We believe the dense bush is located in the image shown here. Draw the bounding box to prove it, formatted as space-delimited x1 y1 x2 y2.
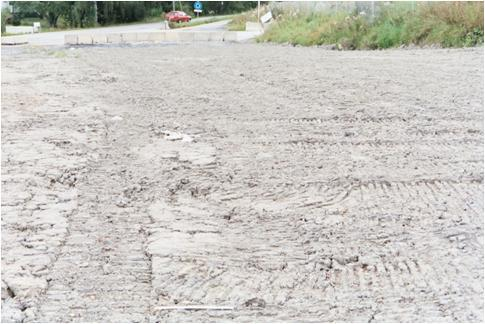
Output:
259 2 484 49
204 1 258 15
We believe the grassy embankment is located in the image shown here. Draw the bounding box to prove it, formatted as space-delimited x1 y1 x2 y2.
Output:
227 9 259 31
227 4 276 31
258 2 484 49
168 15 233 29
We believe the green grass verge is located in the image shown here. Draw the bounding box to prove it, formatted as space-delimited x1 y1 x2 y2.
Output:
258 2 484 49
227 10 259 31
169 15 233 29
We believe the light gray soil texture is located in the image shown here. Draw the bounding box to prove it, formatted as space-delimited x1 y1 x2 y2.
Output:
1 44 483 322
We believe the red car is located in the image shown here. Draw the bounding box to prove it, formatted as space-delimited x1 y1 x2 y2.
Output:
165 11 192 23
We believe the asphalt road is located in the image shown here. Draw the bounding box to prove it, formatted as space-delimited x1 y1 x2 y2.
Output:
183 19 230 31
1 17 230 46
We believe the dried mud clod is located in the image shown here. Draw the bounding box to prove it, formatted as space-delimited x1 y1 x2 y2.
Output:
243 298 266 309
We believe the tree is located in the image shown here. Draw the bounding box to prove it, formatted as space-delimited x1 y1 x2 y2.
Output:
97 1 115 25
96 1 147 25
8 1 262 29
43 2 69 27
63 2 97 28
1 8 10 34
12 1 69 27
11 1 41 19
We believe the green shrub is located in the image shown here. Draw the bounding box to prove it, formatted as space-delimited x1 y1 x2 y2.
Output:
12 13 21 26
364 20 403 48
465 27 484 46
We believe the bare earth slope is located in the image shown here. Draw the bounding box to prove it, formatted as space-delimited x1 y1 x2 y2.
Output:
1 44 483 322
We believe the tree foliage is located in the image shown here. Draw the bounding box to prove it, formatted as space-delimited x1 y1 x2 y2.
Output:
10 1 260 28
204 1 258 15
64 2 97 28
97 2 147 25
43 2 69 27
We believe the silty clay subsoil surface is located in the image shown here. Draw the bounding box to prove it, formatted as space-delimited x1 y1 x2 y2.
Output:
1 43 483 322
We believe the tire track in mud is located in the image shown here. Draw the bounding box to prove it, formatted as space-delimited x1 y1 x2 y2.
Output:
1 74 108 322
143 170 483 321
74 46 485 322
12 54 157 321
305 180 481 321
253 139 483 151
262 115 480 124
35 114 153 322
233 178 483 213
3 45 483 322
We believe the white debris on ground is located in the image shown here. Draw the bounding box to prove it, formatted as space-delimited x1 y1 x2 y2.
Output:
157 129 194 142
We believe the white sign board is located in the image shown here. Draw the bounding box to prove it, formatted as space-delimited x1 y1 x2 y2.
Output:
260 11 272 24
33 22 41 33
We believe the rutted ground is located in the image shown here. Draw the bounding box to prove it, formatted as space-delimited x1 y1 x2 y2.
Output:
1 44 483 322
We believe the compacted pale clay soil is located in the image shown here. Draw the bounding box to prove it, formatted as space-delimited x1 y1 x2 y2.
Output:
1 43 483 322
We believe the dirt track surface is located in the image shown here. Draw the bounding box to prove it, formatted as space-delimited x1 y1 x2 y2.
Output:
1 44 483 322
